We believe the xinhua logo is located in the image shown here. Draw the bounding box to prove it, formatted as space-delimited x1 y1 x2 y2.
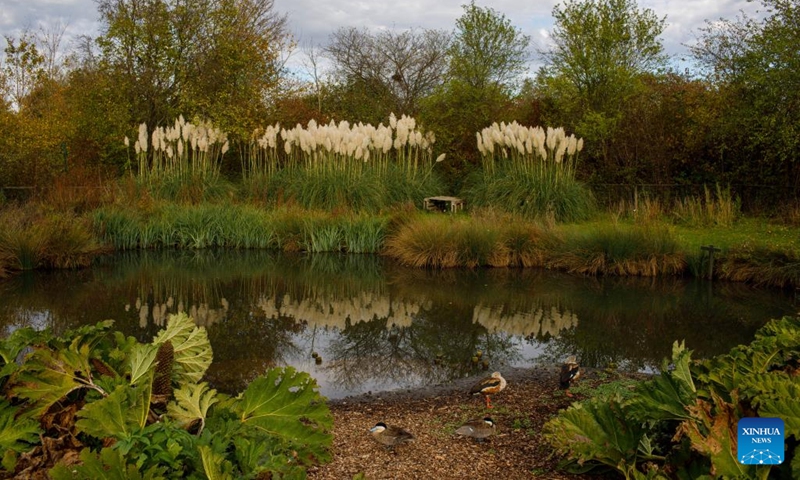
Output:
738 417 784 465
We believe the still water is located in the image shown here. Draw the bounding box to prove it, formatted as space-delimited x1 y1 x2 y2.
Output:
0 250 796 399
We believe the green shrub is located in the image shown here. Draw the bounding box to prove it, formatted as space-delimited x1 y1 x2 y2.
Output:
0 313 333 478
544 315 800 479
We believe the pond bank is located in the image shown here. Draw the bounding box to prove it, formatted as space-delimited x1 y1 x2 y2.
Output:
310 366 648 479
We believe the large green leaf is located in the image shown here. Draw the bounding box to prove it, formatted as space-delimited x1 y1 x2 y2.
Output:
199 445 236 480
233 367 333 465
745 373 800 438
630 341 696 422
12 342 101 418
129 344 158 386
0 399 40 453
152 313 212 383
75 381 152 439
543 393 643 474
676 394 769 480
167 382 218 433
49 447 166 480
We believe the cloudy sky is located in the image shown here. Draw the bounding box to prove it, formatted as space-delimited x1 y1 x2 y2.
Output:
1 0 763 74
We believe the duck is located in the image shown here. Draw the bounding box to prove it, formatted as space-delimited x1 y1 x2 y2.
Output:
469 371 506 409
559 355 582 397
369 422 415 449
455 416 496 442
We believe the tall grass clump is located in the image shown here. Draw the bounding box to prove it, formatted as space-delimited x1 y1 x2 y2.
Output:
717 245 800 288
0 205 105 270
243 114 446 210
552 222 686 276
671 183 740 227
464 122 595 222
384 211 558 268
126 116 233 202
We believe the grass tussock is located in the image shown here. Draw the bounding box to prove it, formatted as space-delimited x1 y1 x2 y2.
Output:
384 210 557 268
553 223 686 276
717 246 800 288
0 204 106 271
386 213 686 275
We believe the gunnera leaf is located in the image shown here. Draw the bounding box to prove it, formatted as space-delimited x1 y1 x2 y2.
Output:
75 382 152 440
49 447 167 480
0 398 41 453
167 382 218 434
152 313 212 384
233 367 333 465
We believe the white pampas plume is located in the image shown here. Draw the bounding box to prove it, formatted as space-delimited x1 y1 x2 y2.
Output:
124 136 130 147
577 138 584 152
222 140 230 155
567 135 577 156
389 112 397 129
134 140 141 154
435 153 446 163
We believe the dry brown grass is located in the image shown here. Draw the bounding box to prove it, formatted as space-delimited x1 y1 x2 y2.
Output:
384 211 557 269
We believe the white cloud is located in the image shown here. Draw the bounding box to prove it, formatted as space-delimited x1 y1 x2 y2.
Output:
0 0 768 75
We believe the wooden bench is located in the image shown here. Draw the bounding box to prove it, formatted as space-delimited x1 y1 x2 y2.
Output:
423 196 464 213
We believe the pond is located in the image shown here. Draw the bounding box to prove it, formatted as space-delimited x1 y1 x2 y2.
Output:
0 250 796 399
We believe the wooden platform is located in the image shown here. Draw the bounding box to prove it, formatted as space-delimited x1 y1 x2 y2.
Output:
423 196 464 213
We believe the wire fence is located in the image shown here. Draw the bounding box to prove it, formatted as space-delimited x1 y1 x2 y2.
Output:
2 183 798 210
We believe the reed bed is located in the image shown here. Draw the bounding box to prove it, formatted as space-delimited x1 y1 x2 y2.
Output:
91 204 390 254
465 121 595 222
243 114 446 210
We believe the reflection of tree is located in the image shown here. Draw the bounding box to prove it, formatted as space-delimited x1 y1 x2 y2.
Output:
534 276 795 371
1 250 797 398
323 302 522 392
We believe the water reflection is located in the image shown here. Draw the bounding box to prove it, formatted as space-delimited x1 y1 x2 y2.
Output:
0 250 796 398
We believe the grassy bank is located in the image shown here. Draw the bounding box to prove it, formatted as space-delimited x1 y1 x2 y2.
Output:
1 199 799 288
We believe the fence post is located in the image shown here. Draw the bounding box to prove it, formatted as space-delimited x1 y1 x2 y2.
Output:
700 245 720 279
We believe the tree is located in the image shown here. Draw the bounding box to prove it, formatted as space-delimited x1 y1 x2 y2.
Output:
540 0 666 113
690 0 800 205
536 0 667 184
420 2 529 180
95 0 291 138
1 32 46 111
323 27 450 118
448 0 529 93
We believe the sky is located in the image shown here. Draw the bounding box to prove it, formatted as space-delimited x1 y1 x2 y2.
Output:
0 0 764 75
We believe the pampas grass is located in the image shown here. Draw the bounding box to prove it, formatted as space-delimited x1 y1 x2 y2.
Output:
242 114 446 211
466 121 595 222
